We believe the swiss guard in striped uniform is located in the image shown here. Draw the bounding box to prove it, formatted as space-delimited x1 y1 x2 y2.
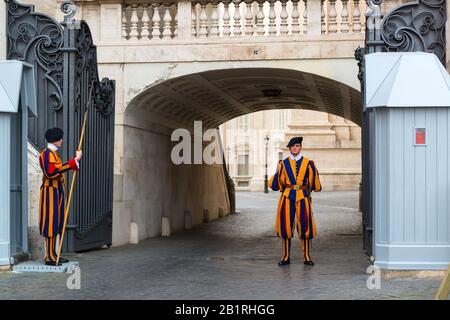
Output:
39 128 82 266
269 137 322 266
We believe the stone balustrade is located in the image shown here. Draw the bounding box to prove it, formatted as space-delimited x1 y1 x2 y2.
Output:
120 0 366 41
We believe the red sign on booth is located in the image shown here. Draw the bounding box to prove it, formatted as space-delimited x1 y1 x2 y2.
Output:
415 128 426 145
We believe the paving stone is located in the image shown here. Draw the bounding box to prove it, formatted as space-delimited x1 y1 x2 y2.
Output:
0 191 441 299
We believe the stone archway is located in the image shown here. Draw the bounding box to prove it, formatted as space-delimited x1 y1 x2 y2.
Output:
113 67 362 246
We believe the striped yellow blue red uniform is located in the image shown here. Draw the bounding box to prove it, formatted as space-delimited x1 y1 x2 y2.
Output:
269 156 321 262
38 148 78 261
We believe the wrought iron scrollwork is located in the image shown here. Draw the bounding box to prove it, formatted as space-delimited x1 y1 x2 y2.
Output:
6 0 115 251
355 46 365 83
72 21 115 116
69 20 115 245
381 0 446 64
96 78 116 116
6 0 64 114
60 0 77 19
365 0 446 65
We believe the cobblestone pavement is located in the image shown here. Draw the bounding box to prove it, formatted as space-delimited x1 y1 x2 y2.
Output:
0 191 442 299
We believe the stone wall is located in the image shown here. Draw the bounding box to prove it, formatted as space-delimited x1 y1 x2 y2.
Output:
29 0 57 16
113 119 231 246
222 109 362 192
27 143 43 260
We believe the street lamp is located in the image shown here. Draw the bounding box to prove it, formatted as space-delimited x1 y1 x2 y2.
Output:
264 134 269 193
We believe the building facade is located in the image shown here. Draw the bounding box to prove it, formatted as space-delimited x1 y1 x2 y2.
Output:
220 109 361 191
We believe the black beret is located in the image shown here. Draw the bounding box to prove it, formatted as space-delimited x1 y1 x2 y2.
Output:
286 136 303 147
45 127 64 143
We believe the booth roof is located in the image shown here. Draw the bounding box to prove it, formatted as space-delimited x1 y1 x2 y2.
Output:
365 52 450 108
0 60 37 115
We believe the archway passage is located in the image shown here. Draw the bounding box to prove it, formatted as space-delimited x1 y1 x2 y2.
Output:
115 67 362 246
126 68 362 130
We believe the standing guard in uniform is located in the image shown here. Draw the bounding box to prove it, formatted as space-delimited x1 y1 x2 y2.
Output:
268 137 322 266
39 128 82 266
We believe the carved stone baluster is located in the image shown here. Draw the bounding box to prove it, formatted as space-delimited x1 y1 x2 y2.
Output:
192 2 197 38
244 0 254 36
199 1 208 38
122 5 129 39
210 1 220 37
223 0 232 37
141 5 151 39
341 0 349 33
279 0 289 36
129 4 140 40
268 0 276 37
328 0 337 33
291 0 300 35
321 0 326 34
352 0 361 33
173 4 178 38
256 1 265 36
232 0 242 36
303 0 308 34
162 4 172 39
151 3 162 39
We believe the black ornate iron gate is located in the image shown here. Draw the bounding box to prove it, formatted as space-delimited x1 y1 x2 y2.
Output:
6 0 115 252
357 0 446 256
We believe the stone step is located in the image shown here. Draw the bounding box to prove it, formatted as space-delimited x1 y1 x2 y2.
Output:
12 261 79 273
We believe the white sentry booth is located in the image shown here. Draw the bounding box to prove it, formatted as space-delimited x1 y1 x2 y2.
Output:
365 52 450 270
0 60 36 266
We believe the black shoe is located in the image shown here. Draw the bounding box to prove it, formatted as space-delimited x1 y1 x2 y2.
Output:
304 260 314 266
59 257 69 263
278 259 290 266
45 260 62 267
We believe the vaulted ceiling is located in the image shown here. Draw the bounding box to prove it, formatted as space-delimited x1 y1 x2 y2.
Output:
126 68 362 129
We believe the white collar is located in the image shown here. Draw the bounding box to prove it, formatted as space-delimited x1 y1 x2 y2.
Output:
47 143 58 152
289 153 302 161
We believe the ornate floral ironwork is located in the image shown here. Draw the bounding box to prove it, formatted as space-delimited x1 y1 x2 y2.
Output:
381 0 446 64
365 0 446 65
6 0 64 116
355 46 365 83
69 21 115 247
6 0 115 251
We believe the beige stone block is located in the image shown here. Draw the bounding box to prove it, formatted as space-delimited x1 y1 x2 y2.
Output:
28 226 43 260
161 217 171 237
130 222 139 244
112 200 132 247
185 210 192 230
113 174 123 202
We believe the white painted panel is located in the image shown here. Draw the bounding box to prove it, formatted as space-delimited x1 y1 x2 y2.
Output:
403 109 415 242
425 108 438 243
414 108 427 242
0 115 11 265
436 108 448 243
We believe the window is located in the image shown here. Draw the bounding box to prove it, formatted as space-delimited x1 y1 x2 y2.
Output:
237 154 249 176
414 128 426 145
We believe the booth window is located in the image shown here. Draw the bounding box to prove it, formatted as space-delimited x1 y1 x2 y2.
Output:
414 128 426 146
